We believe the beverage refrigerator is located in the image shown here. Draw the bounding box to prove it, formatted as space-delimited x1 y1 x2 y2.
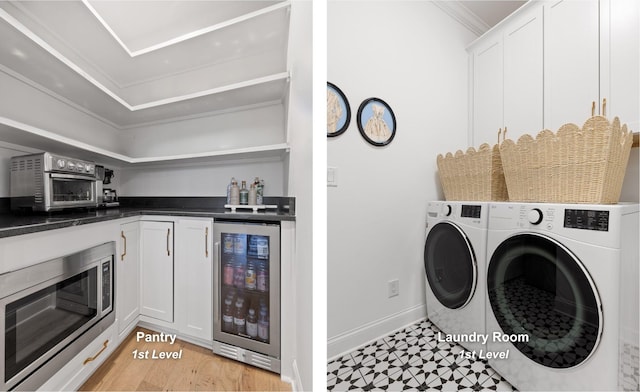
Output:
212 220 281 373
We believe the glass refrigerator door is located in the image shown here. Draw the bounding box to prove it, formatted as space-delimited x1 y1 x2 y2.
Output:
220 233 272 342
214 222 280 359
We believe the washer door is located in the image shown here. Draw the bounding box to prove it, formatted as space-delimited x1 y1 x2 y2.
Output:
487 233 602 369
424 222 477 309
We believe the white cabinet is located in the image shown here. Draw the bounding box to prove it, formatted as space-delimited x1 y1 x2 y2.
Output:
469 4 543 145
175 218 213 341
471 35 503 146
503 6 543 139
544 0 600 130
470 0 639 144
604 0 640 131
140 220 174 323
117 221 140 338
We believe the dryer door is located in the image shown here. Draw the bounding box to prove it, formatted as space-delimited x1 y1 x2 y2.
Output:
424 222 477 309
487 233 602 369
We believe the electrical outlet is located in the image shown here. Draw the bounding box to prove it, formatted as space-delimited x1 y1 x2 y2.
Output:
388 279 399 298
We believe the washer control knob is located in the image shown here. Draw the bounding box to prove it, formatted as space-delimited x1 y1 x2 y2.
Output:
527 208 543 225
443 204 452 217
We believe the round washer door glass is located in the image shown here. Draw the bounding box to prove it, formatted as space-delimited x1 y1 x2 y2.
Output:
424 222 477 309
487 234 602 369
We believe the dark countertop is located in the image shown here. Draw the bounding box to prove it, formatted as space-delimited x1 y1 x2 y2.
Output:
0 197 295 239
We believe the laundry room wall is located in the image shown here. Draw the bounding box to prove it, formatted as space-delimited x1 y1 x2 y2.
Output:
327 1 477 358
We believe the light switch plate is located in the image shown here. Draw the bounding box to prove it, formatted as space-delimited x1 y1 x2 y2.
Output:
327 167 338 187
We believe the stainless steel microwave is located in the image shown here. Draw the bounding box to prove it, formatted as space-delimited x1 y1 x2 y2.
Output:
0 242 115 391
10 152 98 211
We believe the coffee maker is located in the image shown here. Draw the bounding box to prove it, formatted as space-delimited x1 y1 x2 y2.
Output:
95 166 119 207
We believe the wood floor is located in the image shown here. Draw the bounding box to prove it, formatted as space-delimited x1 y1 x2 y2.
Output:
80 327 291 391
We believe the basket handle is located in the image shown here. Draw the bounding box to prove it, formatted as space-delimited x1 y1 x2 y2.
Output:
497 127 507 144
592 99 607 117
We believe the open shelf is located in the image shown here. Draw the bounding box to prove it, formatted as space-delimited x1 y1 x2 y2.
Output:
0 116 289 167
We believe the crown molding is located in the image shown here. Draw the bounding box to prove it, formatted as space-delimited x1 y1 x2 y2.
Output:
433 1 489 36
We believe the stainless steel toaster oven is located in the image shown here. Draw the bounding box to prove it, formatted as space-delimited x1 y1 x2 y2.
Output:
10 152 98 211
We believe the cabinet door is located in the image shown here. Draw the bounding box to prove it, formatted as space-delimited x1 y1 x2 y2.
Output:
606 0 639 131
118 221 140 337
175 218 213 341
472 36 503 146
140 221 174 323
503 6 543 140
545 0 599 130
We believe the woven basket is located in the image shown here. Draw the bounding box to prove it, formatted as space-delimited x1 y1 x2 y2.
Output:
437 136 509 201
500 112 633 204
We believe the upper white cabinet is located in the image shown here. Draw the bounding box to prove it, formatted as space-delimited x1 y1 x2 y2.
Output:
544 0 599 130
603 0 640 131
503 6 543 138
469 4 543 145
140 220 174 323
469 0 639 144
471 34 503 146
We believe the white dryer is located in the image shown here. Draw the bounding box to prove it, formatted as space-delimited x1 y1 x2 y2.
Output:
424 201 488 353
485 202 639 391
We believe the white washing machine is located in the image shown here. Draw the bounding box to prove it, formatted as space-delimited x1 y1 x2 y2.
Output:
485 202 639 391
424 201 488 353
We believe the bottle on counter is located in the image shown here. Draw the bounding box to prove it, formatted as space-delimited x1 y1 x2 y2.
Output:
229 179 240 205
246 307 258 338
239 180 249 205
256 178 264 205
234 298 246 335
248 182 257 205
226 177 236 204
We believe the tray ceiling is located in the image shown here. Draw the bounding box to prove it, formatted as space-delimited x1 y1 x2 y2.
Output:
0 0 290 128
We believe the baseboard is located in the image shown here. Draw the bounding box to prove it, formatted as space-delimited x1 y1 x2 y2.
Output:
327 304 427 360
282 359 303 392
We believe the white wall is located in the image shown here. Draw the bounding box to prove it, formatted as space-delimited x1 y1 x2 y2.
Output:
119 104 286 158
327 1 477 358
0 68 123 152
285 1 314 390
117 158 284 197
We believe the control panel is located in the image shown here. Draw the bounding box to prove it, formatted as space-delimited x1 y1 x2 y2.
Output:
46 153 96 176
564 209 609 231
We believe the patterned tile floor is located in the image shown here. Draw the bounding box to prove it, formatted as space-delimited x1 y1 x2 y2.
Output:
327 319 517 391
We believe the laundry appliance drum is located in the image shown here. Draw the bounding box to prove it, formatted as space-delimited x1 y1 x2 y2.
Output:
487 233 603 369
424 222 477 310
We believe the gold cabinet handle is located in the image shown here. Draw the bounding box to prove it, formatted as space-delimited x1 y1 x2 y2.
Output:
205 227 209 257
84 340 109 365
167 228 171 256
121 231 127 261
